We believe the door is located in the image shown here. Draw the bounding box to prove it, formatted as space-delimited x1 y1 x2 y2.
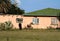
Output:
19 23 22 30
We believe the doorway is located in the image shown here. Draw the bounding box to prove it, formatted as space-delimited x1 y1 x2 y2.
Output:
19 23 22 30
16 18 23 30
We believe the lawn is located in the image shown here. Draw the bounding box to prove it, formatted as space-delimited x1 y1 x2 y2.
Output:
0 30 60 41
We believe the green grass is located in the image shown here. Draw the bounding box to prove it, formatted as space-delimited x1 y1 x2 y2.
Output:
0 30 60 41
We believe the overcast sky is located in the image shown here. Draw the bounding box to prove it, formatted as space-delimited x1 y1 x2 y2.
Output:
12 0 60 13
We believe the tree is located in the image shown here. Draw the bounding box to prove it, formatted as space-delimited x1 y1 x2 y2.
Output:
7 5 24 14
0 0 11 13
0 0 24 14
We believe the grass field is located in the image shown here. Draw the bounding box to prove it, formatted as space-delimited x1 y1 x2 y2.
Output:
0 30 60 41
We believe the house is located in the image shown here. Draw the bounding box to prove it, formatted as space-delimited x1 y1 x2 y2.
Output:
0 8 60 29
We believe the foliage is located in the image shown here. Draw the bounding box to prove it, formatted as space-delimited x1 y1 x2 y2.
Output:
47 26 56 30
0 21 13 30
0 0 25 14
0 0 11 13
0 23 5 30
4 21 13 30
7 5 25 14
24 24 33 30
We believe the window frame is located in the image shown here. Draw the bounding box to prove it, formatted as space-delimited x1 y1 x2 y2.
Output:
51 18 58 25
32 17 39 25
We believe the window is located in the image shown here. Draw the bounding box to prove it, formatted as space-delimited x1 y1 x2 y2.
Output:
51 18 58 25
32 17 39 24
16 18 23 23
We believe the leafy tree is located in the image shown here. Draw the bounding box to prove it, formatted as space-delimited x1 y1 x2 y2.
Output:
7 5 24 14
0 0 24 14
0 0 11 13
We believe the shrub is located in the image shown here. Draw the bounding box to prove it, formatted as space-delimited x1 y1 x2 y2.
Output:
0 21 13 30
23 24 33 30
0 23 5 30
4 21 13 30
47 26 55 30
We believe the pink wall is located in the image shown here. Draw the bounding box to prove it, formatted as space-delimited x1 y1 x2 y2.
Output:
0 15 59 29
23 16 59 29
0 15 22 29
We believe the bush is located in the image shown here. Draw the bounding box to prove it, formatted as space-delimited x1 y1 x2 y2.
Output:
56 27 60 30
47 26 56 30
4 21 13 30
0 21 13 30
0 23 5 30
23 24 33 30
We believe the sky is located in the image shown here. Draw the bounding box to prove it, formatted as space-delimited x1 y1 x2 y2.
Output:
11 0 60 13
